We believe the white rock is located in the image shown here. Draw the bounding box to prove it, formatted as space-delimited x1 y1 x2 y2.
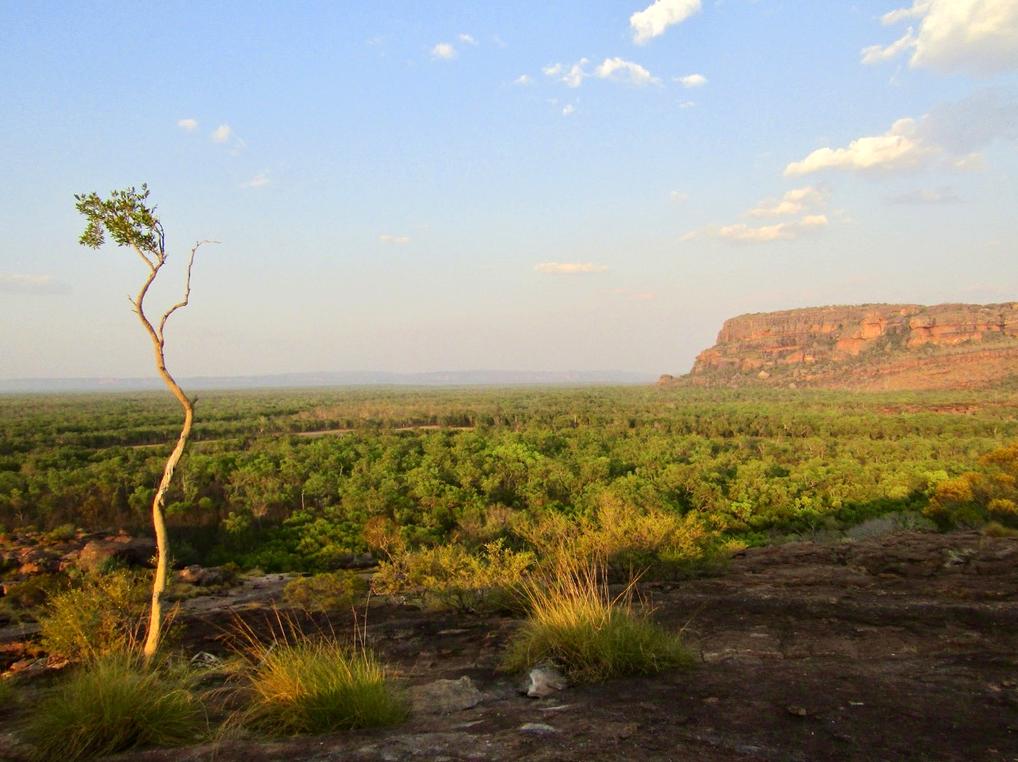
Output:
524 666 567 698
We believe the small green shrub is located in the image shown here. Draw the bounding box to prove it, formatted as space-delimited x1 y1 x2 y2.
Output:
502 560 691 682
982 521 1018 538
0 678 13 708
236 625 406 736
1 574 70 614
372 539 533 612
282 571 368 612
22 654 205 761
47 524 78 542
39 570 148 661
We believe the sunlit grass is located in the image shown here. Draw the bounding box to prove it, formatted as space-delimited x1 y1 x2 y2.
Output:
23 653 205 761
503 558 692 682
232 614 407 736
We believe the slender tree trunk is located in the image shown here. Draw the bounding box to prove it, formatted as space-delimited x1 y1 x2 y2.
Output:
142 357 194 659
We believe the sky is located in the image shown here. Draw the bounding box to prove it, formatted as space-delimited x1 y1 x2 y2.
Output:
2 0 1017 380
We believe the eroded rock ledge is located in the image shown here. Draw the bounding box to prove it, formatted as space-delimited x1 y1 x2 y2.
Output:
676 302 1018 390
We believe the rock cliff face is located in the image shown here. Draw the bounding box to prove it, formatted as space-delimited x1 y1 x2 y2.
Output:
684 302 1018 390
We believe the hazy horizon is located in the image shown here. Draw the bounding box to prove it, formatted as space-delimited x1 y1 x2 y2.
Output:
3 1 1017 380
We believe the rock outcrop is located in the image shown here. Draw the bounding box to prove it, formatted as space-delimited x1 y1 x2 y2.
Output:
681 302 1018 390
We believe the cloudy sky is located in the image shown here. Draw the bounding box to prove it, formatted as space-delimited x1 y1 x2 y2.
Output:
2 0 1017 379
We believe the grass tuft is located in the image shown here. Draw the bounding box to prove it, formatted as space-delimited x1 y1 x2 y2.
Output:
233 614 407 736
502 559 692 682
23 653 205 761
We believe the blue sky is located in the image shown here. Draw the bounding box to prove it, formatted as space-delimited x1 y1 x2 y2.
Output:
2 1 1017 379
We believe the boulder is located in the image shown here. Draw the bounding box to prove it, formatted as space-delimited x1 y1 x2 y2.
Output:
409 676 487 715
77 537 156 572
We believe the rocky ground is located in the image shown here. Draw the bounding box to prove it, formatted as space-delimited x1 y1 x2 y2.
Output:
3 529 1018 761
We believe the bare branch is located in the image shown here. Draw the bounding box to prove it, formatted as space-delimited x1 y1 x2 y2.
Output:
157 239 218 342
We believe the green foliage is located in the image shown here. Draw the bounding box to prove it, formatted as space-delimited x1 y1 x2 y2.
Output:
503 560 691 682
373 539 534 612
236 627 406 736
47 523 77 542
0 678 13 708
39 570 148 661
74 185 162 254
22 654 205 761
1 574 70 615
925 443 1018 529
3 386 1018 569
282 571 368 612
514 497 724 577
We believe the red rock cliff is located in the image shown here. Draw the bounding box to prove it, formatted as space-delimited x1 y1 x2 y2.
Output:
685 302 1018 390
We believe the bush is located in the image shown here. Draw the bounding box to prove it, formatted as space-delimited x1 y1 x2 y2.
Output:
39 570 149 661
282 571 368 612
372 539 533 612
982 521 1018 538
22 654 205 761
47 524 78 542
514 498 720 578
1 573 70 614
0 678 13 708
502 560 691 682
236 624 406 736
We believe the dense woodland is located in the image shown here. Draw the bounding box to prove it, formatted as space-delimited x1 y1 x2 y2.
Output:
2 385 1016 571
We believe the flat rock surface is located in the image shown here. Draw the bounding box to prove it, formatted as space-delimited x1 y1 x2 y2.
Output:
7 530 1018 761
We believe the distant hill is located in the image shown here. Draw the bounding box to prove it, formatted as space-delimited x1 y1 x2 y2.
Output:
662 302 1018 391
0 369 655 394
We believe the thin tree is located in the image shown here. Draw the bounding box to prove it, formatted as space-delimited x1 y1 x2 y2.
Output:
75 185 215 659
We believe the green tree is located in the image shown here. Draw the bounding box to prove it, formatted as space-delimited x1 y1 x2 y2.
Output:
75 184 215 659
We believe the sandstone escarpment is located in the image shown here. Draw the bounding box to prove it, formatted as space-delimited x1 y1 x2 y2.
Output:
684 302 1018 390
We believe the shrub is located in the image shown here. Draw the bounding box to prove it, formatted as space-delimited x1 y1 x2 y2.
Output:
514 497 720 578
39 570 149 661
282 571 368 612
22 654 205 761
1 573 70 614
0 678 12 708
982 521 1018 538
236 625 406 736
47 524 78 542
502 560 691 682
372 539 533 612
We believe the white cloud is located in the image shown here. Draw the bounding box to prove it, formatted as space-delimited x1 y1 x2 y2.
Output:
176 118 198 131
675 73 707 88
534 262 608 274
670 190 689 203
379 234 411 245
630 0 702 44
690 215 829 244
562 104 576 116
241 172 270 189
458 33 478 46
211 124 232 143
514 74 533 86
864 0 1018 75
544 57 659 88
784 118 934 176
0 273 70 295
749 186 826 217
595 57 660 86
431 42 456 60
860 28 917 65
785 94 1018 177
678 100 696 109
